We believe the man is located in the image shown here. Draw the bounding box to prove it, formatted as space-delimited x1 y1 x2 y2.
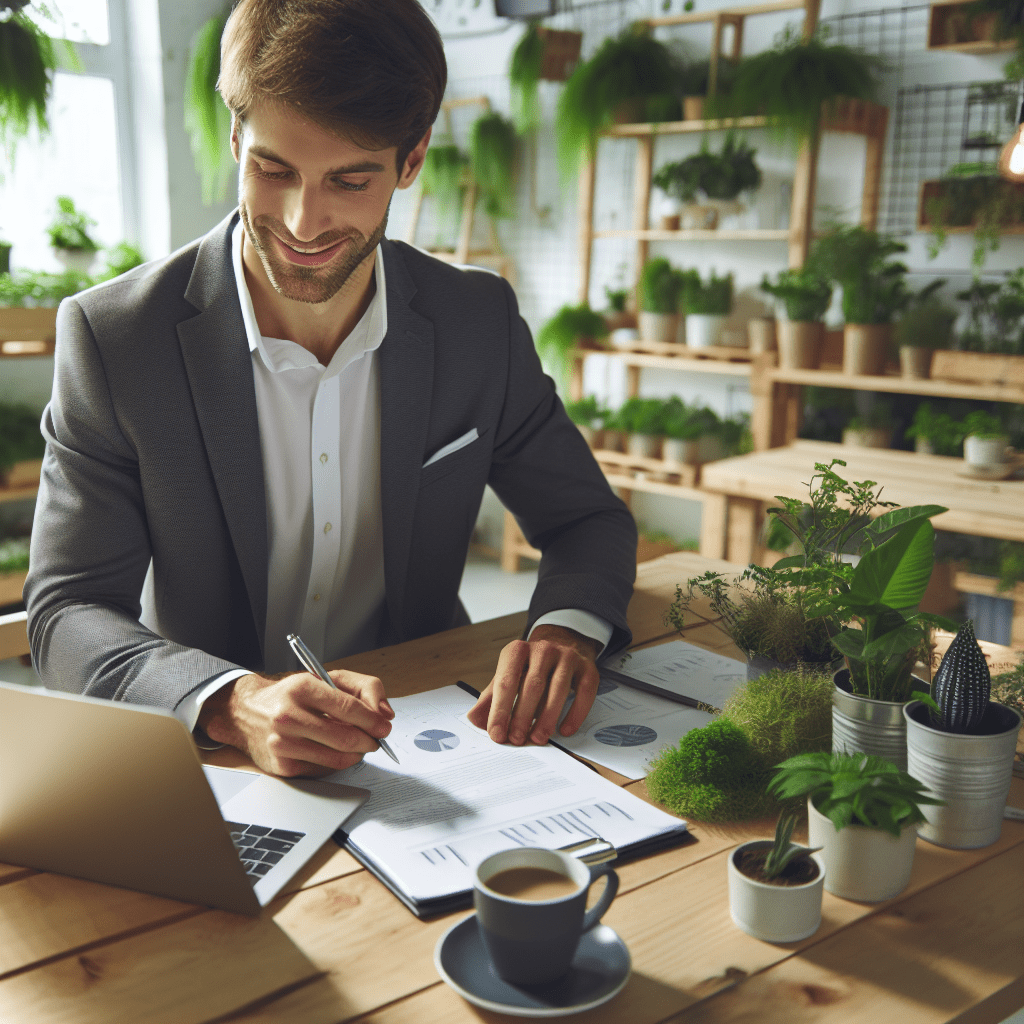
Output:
25 0 637 777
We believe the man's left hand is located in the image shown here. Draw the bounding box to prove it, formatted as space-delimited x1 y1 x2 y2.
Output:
466 624 602 746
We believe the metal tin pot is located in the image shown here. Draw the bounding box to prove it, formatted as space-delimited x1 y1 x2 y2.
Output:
832 668 927 773
904 700 1022 849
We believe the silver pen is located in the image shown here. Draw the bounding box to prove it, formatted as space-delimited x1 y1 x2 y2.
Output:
287 632 400 764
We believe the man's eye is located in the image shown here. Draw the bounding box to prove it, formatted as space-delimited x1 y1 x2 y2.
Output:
334 178 370 192
255 165 290 180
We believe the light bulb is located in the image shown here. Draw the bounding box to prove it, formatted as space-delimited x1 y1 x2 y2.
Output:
999 101 1024 182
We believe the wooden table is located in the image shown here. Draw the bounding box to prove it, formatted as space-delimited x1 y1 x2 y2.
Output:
699 439 1024 566
1 550 1022 1024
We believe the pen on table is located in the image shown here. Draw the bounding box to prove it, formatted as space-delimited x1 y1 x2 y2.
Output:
286 632 400 764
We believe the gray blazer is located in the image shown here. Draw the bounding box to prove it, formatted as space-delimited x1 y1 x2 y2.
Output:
24 213 637 713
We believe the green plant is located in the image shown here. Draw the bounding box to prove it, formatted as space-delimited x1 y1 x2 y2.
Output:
469 111 517 220
420 143 470 247
639 257 684 314
509 20 545 134
762 811 821 879
183 8 233 205
809 226 909 325
904 404 966 456
604 285 628 313
679 56 738 99
96 241 145 281
712 29 878 149
0 536 29 574
0 267 92 306
963 409 1004 438
956 270 1024 355
535 303 608 391
563 394 605 427
761 268 832 322
616 396 665 436
555 25 681 180
991 657 1024 718
894 294 957 351
769 752 941 838
46 196 98 253
715 412 752 456
661 397 716 440
0 401 44 472
653 135 761 204
682 270 732 315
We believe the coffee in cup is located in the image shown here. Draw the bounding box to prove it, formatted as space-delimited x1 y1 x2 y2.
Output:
473 847 619 985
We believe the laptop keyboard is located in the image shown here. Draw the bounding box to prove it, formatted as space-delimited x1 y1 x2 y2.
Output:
225 821 306 879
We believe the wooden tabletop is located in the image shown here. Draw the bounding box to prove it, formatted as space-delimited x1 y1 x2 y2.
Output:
700 439 1024 543
1 549 1022 1024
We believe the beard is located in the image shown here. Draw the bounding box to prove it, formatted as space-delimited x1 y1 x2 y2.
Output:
238 202 389 305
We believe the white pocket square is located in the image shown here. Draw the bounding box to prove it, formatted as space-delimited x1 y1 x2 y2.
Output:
423 428 479 468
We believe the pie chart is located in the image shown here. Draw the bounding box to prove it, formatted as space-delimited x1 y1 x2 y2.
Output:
593 724 657 747
414 729 461 752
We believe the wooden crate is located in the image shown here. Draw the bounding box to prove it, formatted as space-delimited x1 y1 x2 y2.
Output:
917 178 1024 235
537 28 582 82
927 0 1014 53
931 350 1024 388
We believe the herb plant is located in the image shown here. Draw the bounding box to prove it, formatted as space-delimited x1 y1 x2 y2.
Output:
682 270 732 316
653 135 761 204
639 257 686 314
761 268 832 322
47 196 99 253
616 396 665 436
661 398 717 441
962 409 1004 439
769 752 941 837
904 404 966 456
563 394 605 427
469 111 517 220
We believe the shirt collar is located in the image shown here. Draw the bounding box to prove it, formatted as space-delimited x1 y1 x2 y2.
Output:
231 219 388 376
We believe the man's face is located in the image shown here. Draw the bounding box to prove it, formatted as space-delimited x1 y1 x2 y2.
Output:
232 102 425 305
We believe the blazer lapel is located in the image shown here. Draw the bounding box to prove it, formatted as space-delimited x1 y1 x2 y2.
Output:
177 214 269 665
378 240 435 639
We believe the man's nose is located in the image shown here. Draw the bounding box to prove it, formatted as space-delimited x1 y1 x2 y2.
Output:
283 182 330 243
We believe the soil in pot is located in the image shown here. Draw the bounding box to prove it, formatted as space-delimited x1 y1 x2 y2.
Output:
733 847 819 886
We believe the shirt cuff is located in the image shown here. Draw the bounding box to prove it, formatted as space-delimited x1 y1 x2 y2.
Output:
175 669 250 749
529 609 614 658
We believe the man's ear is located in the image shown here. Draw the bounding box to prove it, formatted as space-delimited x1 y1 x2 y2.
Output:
230 113 242 163
397 128 432 190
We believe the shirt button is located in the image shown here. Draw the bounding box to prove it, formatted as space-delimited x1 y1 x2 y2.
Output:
313 594 321 602
324 523 332 533
320 453 328 464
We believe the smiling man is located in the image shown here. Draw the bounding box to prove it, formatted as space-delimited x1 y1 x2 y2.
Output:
25 0 637 777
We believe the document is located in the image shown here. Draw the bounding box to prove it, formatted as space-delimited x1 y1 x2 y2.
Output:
326 686 689 916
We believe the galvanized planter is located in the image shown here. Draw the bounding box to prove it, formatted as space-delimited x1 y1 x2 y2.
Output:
904 700 1022 849
831 668 928 773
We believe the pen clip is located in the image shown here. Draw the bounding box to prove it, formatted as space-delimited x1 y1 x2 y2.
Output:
558 836 617 866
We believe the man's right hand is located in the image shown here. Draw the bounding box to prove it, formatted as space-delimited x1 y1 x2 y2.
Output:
198 669 394 777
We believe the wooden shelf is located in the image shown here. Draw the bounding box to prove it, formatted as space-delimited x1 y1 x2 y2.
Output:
593 228 789 241
767 366 1024 404
604 116 770 138
646 0 804 26
574 348 753 377
0 308 57 355
0 570 27 607
927 0 1016 53
0 485 39 506
593 448 700 486
602 471 705 501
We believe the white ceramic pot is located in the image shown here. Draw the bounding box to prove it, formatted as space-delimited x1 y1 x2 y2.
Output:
609 327 639 350
637 311 678 344
53 248 97 274
727 841 825 943
964 434 1010 467
806 797 916 902
685 313 726 349
662 437 699 465
627 433 660 459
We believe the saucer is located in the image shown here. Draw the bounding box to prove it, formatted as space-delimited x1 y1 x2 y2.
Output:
434 914 631 1018
955 461 1022 481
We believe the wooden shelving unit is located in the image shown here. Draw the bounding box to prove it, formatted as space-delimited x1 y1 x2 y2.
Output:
926 0 1017 54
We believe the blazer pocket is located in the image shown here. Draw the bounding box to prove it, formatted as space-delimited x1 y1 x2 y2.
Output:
423 427 479 468
420 428 489 487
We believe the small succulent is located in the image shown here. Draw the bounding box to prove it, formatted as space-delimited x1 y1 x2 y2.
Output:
929 620 991 734
763 811 821 879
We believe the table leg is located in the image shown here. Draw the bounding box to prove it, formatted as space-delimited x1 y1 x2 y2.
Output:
726 497 760 566
700 492 727 560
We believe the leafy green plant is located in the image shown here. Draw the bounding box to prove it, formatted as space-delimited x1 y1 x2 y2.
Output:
809 226 909 325
0 267 91 306
46 196 98 253
96 241 145 281
762 812 821 879
509 20 545 134
0 537 30 574
639 257 683 314
535 303 608 391
956 270 1024 355
183 8 233 206
904 403 967 456
661 397 716 440
563 394 605 427
679 56 738 100
894 292 957 351
421 143 470 247
555 25 681 180
616 396 665 436
652 134 761 204
711 30 878 149
604 285 629 313
769 752 941 838
761 268 832 322
715 412 752 456
0 401 44 473
469 111 517 220
963 409 1004 438
682 270 732 315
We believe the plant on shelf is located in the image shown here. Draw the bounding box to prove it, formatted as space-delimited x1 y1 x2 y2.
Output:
893 283 956 380
678 56 739 119
652 135 761 215
0 267 92 307
660 397 716 464
0 537 30 574
469 111 517 221
555 24 681 179
769 752 940 902
963 1 1024 78
616 396 666 458
183 7 233 205
682 270 732 348
956 270 1024 355
961 408 1009 467
564 394 605 448
638 257 690 343
906 619 1023 849
842 403 893 449
535 303 608 393
904 403 966 456
96 241 146 282
420 143 471 248
711 29 879 149
761 268 832 370
47 196 98 255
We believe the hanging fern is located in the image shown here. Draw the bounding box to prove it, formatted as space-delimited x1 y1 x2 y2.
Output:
184 9 235 205
0 8 57 163
469 111 516 220
420 143 469 248
510 20 545 135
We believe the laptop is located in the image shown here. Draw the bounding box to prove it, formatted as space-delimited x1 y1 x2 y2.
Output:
0 681 370 915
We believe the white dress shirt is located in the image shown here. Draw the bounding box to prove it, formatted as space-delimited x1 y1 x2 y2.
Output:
176 226 611 731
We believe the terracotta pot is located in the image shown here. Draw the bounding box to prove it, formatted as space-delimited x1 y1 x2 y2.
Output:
682 96 705 121
747 318 776 354
658 214 681 231
842 427 892 449
776 320 823 369
899 346 932 379
536 28 583 82
843 323 891 376
638 311 678 344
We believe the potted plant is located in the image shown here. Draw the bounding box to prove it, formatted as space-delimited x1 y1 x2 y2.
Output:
711 30 878 150
47 196 100 273
535 303 609 393
761 268 833 369
420 142 470 249
469 111 517 222
809 226 910 376
769 752 941 902
0 233 10 276
652 155 711 228
893 287 957 380
617 396 665 459
727 812 825 943
508 20 582 134
961 409 1010 469
842 406 893 449
904 403 966 456
682 270 732 349
702 134 762 213
555 25 681 180
184 7 234 205
660 397 705 466
905 620 1023 849
637 257 683 344
747 317 776 355
564 395 605 449
603 285 635 334
600 404 627 453
678 57 738 122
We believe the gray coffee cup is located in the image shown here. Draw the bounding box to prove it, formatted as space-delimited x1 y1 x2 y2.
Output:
473 846 619 985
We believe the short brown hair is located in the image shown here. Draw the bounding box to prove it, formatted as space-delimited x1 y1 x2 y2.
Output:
219 0 447 170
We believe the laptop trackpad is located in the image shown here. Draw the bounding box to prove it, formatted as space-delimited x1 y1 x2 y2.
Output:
203 765 260 808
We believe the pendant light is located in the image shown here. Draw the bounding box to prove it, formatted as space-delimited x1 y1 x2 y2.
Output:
998 100 1024 181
